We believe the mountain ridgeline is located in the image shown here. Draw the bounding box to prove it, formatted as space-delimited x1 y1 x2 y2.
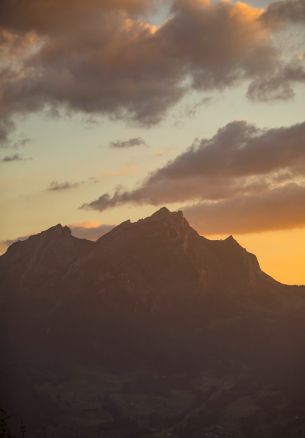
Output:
1 208 305 438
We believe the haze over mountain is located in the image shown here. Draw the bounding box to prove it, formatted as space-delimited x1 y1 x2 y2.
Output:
1 208 305 437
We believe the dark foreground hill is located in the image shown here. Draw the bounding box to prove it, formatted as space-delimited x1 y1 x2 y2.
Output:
1 208 305 437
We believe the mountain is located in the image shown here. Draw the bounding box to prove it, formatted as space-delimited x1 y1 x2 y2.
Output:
1 208 305 438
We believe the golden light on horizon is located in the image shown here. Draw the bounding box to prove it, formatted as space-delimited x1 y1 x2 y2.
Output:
205 228 305 285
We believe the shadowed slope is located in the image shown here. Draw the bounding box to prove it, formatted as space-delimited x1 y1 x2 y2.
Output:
0 208 305 437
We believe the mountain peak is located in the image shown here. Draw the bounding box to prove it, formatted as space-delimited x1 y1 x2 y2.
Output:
146 207 184 223
43 224 71 237
225 234 243 249
150 206 171 218
225 235 237 243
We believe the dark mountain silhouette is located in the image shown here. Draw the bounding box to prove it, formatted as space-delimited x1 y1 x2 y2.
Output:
1 208 305 437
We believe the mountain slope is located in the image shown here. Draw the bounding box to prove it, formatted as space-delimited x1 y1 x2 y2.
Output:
75 206 265 295
1 208 305 438
0 207 281 298
0 224 93 294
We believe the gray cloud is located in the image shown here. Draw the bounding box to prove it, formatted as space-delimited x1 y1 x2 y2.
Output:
184 183 305 234
48 181 80 191
0 0 153 34
82 119 305 233
1 153 29 162
0 118 30 149
0 0 304 144
12 136 30 149
47 176 100 191
109 137 147 149
83 120 305 209
248 61 305 101
262 0 305 25
0 118 15 147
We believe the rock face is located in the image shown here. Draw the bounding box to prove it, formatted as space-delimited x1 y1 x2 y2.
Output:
0 208 305 438
1 224 93 291
0 208 271 295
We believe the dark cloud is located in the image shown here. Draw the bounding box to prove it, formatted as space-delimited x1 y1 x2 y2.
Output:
47 176 100 191
0 0 153 34
248 61 305 101
110 137 147 148
48 181 80 191
262 0 305 25
1 153 29 162
0 1 182 130
83 120 305 209
0 116 30 149
0 0 304 144
82 119 305 233
0 118 15 147
184 183 305 234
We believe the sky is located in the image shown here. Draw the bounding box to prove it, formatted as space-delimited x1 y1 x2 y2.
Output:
0 0 305 285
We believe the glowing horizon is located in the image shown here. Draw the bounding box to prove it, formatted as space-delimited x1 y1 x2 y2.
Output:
1 0 305 285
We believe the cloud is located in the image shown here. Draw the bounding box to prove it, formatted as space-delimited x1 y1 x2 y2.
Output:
1 153 29 162
0 118 30 149
109 137 147 148
0 0 153 34
0 0 304 144
0 119 15 147
47 176 100 191
83 120 305 208
82 119 305 233
173 97 212 123
12 136 30 149
262 0 305 25
247 61 305 101
48 181 80 191
184 183 305 234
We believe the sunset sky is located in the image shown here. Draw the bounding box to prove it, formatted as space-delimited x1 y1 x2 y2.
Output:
0 0 305 284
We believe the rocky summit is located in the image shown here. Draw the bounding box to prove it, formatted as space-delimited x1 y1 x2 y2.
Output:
1 208 305 437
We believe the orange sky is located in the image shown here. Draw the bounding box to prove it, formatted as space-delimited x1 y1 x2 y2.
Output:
206 228 305 285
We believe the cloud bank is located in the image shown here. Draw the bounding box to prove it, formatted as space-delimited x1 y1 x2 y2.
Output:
184 184 305 234
83 120 305 233
0 0 304 145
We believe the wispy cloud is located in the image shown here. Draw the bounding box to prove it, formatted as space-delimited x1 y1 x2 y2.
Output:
109 137 147 149
47 176 100 192
48 181 80 191
1 153 31 162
